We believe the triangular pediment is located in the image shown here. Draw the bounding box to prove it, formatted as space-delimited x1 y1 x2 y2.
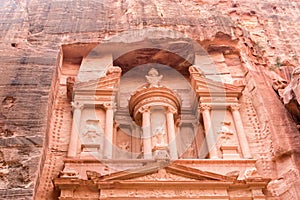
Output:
86 161 236 183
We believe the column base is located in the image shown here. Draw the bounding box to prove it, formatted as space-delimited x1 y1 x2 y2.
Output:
220 145 240 159
80 144 102 158
153 145 170 161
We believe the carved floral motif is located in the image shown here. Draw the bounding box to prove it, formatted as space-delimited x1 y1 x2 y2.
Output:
71 101 84 110
131 169 196 181
199 104 212 111
229 103 240 111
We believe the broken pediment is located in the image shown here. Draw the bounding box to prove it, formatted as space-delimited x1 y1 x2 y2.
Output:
189 65 244 98
74 66 122 93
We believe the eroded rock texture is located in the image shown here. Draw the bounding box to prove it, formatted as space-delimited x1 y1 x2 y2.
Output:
0 0 299 199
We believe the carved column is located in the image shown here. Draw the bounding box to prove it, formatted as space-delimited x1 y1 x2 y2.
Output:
103 103 114 159
192 121 202 159
68 102 83 158
140 107 152 159
200 104 218 159
166 107 178 160
132 125 140 158
230 104 252 159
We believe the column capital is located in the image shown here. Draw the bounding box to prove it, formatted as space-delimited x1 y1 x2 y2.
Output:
199 104 212 111
229 103 240 111
138 106 150 114
103 102 114 110
167 106 177 114
71 101 84 110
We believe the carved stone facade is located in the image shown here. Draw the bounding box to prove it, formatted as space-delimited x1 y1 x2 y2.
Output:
49 41 273 199
1 1 300 200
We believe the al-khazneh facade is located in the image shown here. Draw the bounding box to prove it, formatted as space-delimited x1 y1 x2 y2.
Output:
52 38 274 199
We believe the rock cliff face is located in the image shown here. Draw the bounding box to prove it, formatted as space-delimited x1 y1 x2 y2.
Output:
0 0 299 199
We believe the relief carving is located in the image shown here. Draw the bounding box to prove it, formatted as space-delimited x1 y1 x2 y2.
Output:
199 104 212 111
71 101 84 110
117 141 131 159
60 169 79 178
81 120 103 141
217 121 240 159
229 103 240 111
228 189 252 198
243 167 258 179
152 127 167 147
106 66 122 75
138 106 150 114
217 121 235 145
146 68 163 87
118 141 129 151
267 178 288 197
80 119 103 152
131 169 196 182
101 188 227 198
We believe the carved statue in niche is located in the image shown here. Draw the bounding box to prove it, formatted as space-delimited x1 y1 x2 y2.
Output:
146 68 163 87
153 127 166 147
117 141 131 159
217 121 235 145
217 121 240 159
119 141 129 151
115 124 132 158
150 108 167 149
